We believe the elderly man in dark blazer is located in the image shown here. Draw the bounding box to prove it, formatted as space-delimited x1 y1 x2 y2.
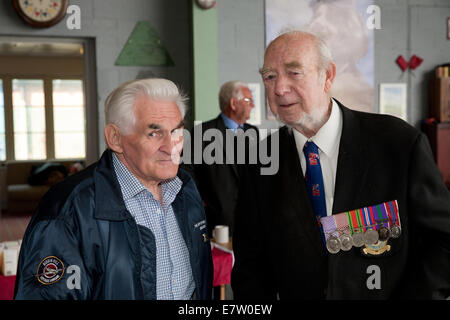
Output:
182 81 259 237
231 31 450 299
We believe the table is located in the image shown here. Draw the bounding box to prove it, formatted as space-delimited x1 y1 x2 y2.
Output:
0 275 16 300
211 238 233 300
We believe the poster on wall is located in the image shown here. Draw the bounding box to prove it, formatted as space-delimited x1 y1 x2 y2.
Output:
264 0 375 119
379 83 407 121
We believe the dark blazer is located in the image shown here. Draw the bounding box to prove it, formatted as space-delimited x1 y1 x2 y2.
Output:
231 101 450 299
181 115 259 236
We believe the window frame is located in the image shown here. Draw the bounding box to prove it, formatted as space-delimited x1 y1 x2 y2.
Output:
0 36 99 166
1 75 86 162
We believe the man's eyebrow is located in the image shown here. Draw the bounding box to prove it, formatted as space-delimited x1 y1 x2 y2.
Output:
173 120 185 130
259 67 273 75
148 123 161 130
148 120 185 131
259 62 303 75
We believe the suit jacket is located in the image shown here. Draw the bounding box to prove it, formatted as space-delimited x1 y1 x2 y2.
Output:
231 101 450 299
181 115 259 236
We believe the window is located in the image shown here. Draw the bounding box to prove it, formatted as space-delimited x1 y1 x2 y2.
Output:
52 80 85 159
12 79 46 160
0 38 98 164
1 78 86 161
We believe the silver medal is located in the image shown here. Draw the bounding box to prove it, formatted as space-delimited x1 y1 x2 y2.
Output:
352 232 365 247
390 225 401 238
339 234 353 251
326 235 341 254
364 229 379 245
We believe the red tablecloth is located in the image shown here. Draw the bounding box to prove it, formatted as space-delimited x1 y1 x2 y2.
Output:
212 246 233 287
0 275 16 300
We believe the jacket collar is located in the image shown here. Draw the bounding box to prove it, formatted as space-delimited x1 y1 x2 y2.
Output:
277 127 326 257
94 149 130 221
332 100 369 213
220 113 242 131
93 149 193 221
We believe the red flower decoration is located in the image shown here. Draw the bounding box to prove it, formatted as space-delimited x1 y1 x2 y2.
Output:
409 55 423 70
396 55 408 71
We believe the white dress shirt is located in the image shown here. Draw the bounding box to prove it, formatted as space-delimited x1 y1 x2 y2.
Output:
293 98 343 216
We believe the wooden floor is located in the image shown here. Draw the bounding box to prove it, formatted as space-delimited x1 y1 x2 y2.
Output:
0 211 32 242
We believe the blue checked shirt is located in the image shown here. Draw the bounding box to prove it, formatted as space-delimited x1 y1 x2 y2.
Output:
112 153 195 300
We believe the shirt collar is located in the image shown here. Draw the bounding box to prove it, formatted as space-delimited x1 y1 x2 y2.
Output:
112 152 182 206
161 175 182 208
112 152 147 200
293 98 343 156
220 113 242 130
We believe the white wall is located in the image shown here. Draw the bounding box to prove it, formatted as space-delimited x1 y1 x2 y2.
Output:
218 0 450 128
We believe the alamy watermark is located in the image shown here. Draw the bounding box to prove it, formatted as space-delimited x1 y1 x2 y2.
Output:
66 5 81 30
366 265 381 290
172 127 280 176
366 5 381 30
65 4 382 31
66 264 81 290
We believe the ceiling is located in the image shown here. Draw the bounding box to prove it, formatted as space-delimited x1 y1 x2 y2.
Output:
0 41 83 58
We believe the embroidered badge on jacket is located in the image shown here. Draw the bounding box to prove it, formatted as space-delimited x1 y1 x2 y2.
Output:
36 256 65 285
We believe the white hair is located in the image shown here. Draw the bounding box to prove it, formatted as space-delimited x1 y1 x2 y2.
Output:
104 78 188 134
271 29 334 77
218 80 248 112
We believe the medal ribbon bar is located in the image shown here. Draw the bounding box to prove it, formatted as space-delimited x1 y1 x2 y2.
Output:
320 200 401 241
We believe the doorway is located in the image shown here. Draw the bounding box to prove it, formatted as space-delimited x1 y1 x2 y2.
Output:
0 36 98 241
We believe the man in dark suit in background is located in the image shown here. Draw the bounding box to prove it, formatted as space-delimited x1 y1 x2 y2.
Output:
231 31 450 299
182 81 259 237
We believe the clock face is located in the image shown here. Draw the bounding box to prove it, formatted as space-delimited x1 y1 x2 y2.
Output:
13 0 68 27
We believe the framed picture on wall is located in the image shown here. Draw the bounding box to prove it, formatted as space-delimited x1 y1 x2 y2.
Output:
447 17 450 40
379 83 407 121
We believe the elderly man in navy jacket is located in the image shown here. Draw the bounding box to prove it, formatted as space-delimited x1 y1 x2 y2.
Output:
14 78 213 300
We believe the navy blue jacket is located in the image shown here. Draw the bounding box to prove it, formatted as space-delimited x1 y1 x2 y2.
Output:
14 150 213 300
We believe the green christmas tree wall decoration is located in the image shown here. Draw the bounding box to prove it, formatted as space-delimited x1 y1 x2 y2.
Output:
115 21 174 66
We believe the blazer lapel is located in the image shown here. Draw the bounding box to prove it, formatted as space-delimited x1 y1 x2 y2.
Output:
332 103 370 214
278 127 325 256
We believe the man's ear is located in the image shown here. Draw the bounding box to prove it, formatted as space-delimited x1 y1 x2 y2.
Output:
104 124 123 153
229 97 238 112
324 62 336 93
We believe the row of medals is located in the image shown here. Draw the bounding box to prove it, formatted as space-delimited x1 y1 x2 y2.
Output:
326 224 401 254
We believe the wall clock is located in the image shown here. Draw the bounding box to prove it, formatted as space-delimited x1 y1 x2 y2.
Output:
12 0 69 28
196 0 216 10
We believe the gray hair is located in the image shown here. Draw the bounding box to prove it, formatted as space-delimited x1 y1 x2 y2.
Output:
218 80 248 112
104 78 188 134
271 29 334 77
